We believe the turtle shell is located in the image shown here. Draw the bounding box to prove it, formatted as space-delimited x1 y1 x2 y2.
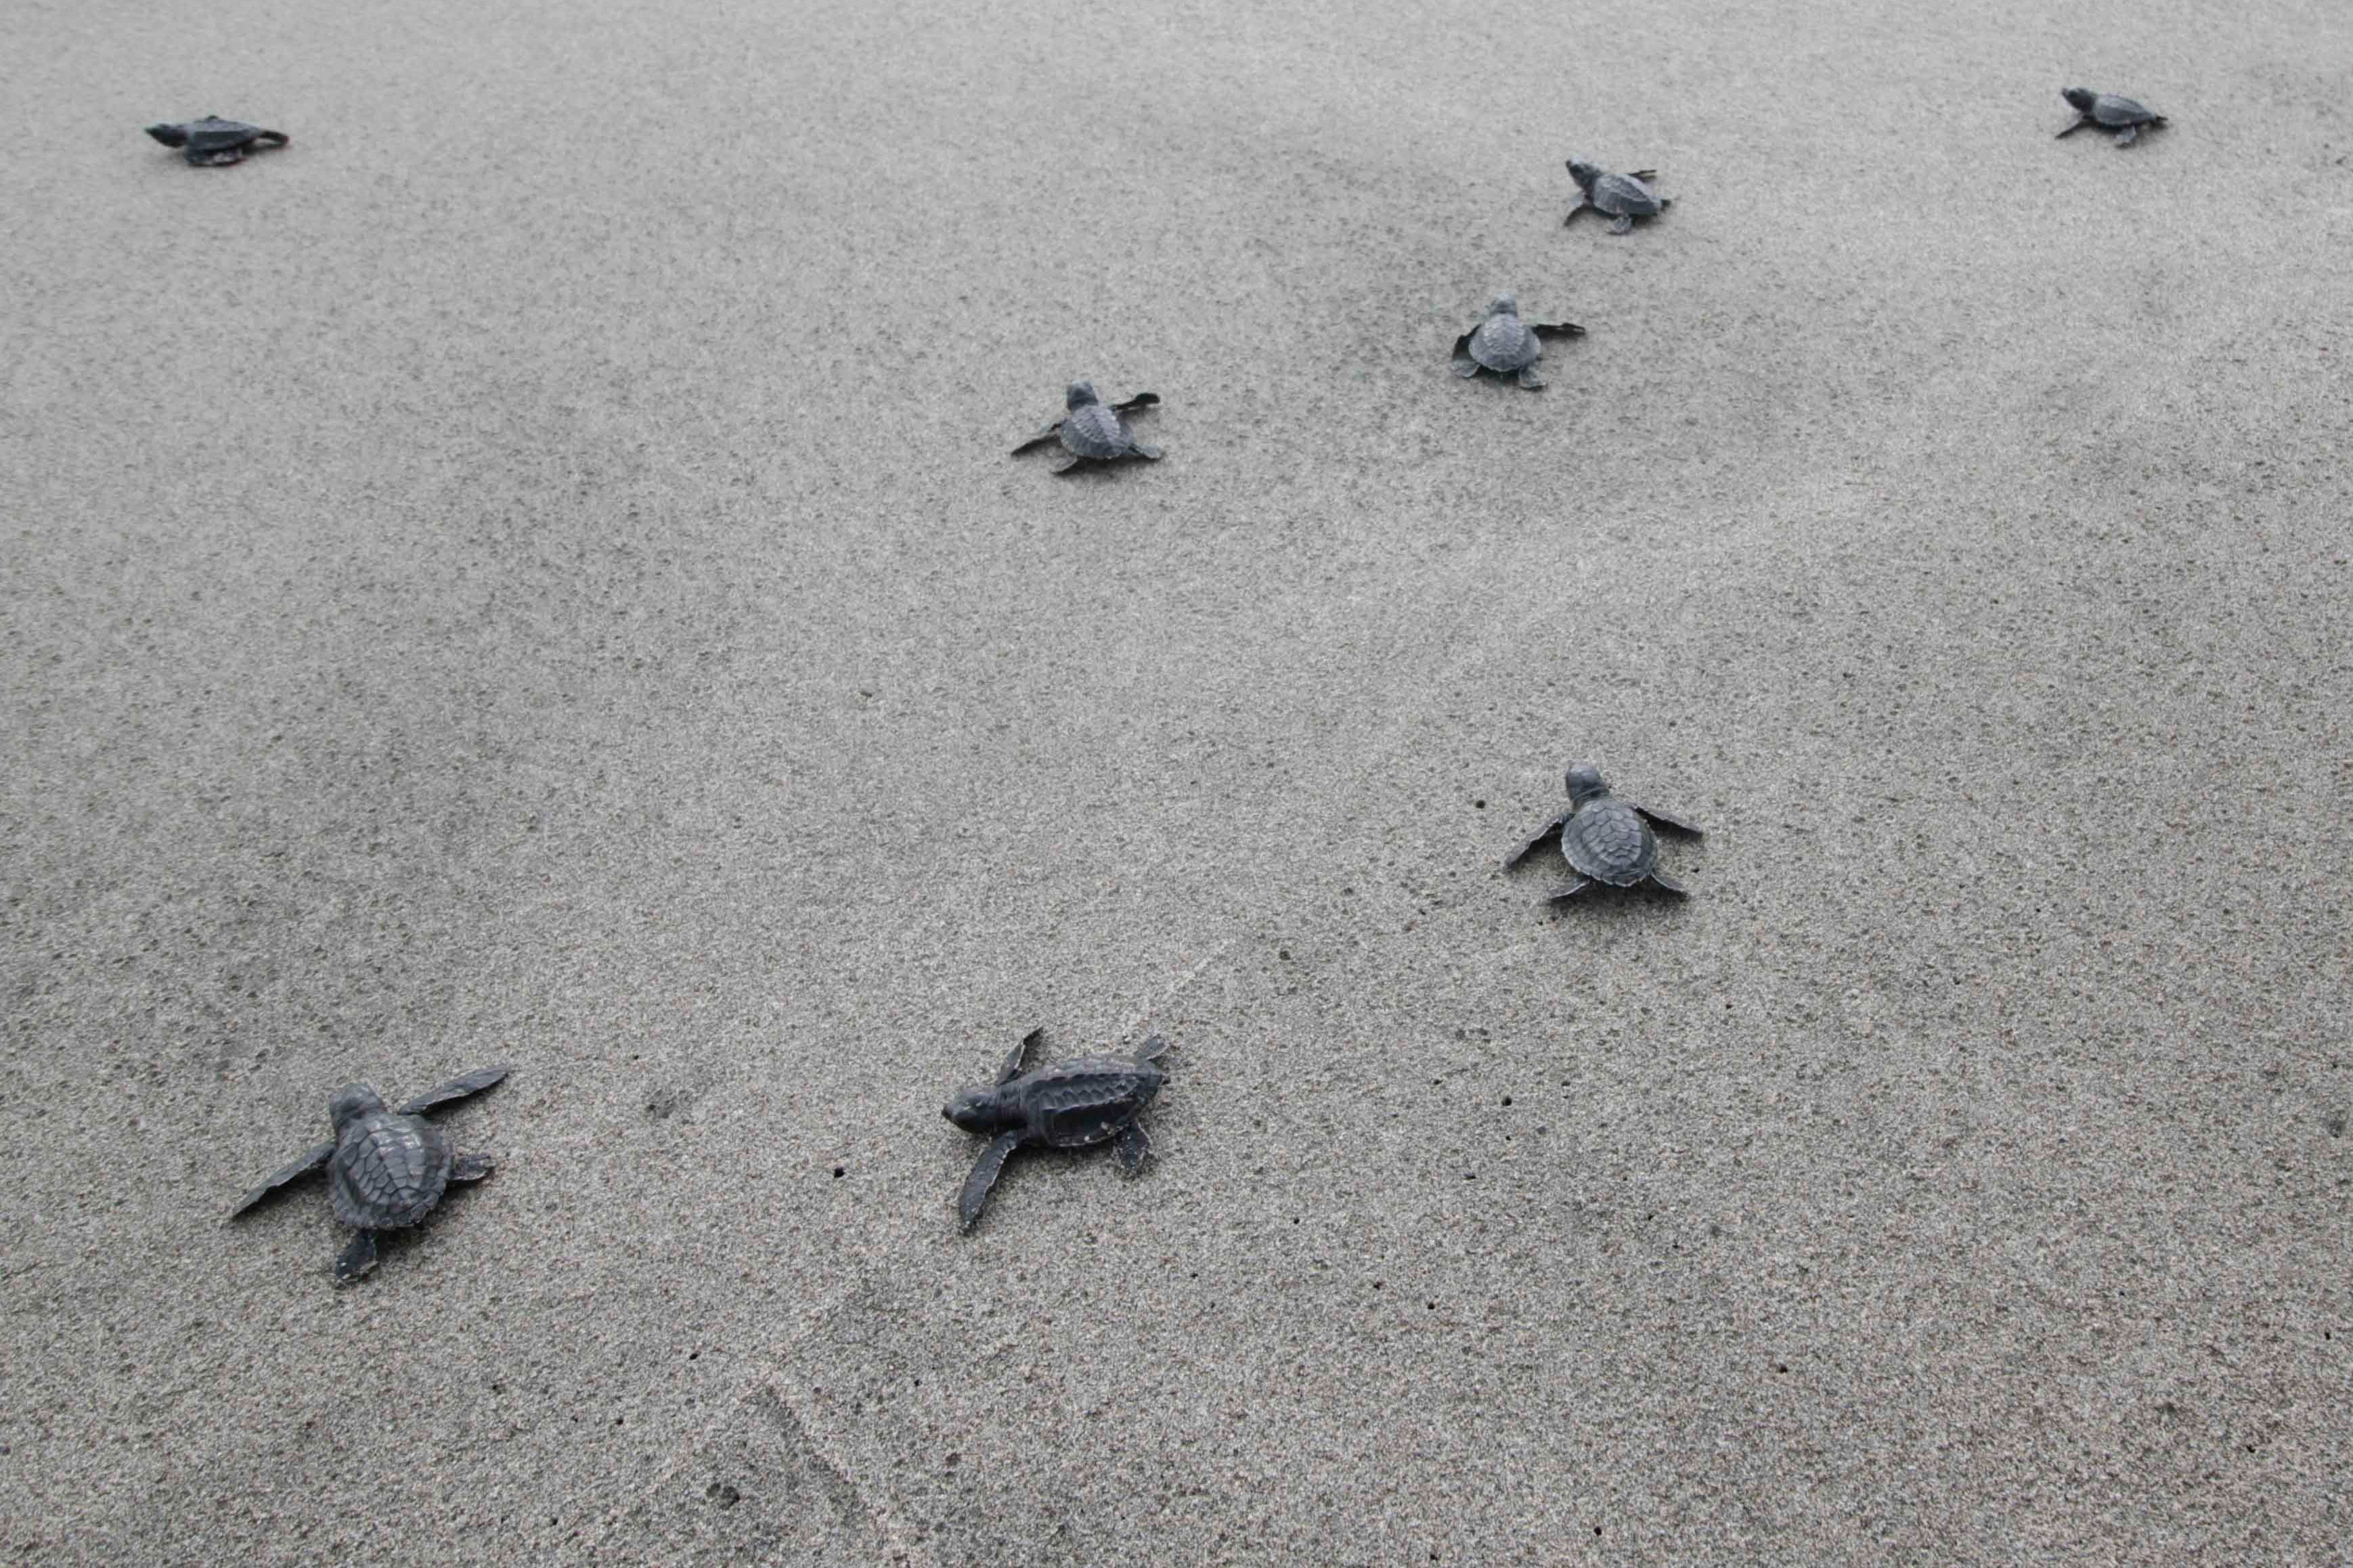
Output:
182 117 268 154
327 1109 454 1229
1013 1056 1165 1148
1591 171 1664 217
1469 311 1539 373
1061 402 1133 460
1560 799 1658 886
2091 94 2157 127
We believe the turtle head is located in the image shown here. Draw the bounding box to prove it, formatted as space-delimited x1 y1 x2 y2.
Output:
145 122 190 148
942 1083 1014 1134
1486 293 1519 319
2061 87 2098 113
1064 381 1100 411
1564 762 1609 806
328 1083 387 1131
1566 160 1601 193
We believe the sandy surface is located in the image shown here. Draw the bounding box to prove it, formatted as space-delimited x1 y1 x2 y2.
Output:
5 0 2350 1561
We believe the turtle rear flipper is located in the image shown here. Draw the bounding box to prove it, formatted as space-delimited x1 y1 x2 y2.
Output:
959 1132 1026 1232
192 147 246 166
1048 453 1086 474
334 1231 380 1283
1516 365 1545 389
2115 125 2140 147
1449 330 1480 377
396 1065 510 1117
1128 441 1164 461
1114 1122 1151 1175
1647 867 1690 896
227 1140 336 1219
1544 879 1592 905
1610 214 1634 235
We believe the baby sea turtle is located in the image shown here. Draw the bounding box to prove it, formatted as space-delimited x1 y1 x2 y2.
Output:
1564 161 1671 233
944 1028 1169 1232
1506 763 1703 905
1451 295 1585 390
1011 382 1163 473
145 116 290 167
2057 89 2167 147
227 1066 510 1282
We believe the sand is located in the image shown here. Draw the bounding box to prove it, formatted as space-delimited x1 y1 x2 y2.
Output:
3 0 2349 1561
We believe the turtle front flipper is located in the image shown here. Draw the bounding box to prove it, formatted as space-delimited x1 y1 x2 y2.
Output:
2056 117 2090 139
1562 198 1591 226
334 1230 380 1283
396 1065 511 1117
958 1131 1026 1232
191 147 246 166
1531 321 1585 340
1631 801 1704 836
997 1029 1042 1087
1628 169 1660 181
1113 1122 1151 1175
1505 812 1570 870
1110 392 1160 416
227 1140 336 1219
1133 1034 1171 1065
1450 330 1481 378
1011 421 1065 455
449 1152 496 1183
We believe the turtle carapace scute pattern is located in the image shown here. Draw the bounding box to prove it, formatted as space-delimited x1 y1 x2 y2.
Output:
1011 382 1164 472
944 1029 1170 1231
227 1065 510 1283
1451 295 1586 390
1505 762 1704 905
145 116 290 167
1564 160 1671 233
2057 89 2167 147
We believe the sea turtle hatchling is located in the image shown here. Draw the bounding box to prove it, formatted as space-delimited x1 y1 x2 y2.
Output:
1505 763 1704 905
145 116 290 166
227 1066 510 1282
2057 89 2168 147
1011 382 1163 473
1451 295 1586 389
1564 160 1671 233
944 1028 1169 1232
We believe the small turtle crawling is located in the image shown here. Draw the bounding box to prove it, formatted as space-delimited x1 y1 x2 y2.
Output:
1506 763 1703 905
1564 161 1671 233
1011 382 1163 473
1451 295 1585 389
145 116 290 167
227 1066 510 1282
2057 89 2167 147
944 1029 1168 1232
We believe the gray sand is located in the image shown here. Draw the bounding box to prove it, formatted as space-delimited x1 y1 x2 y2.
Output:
5 0 2350 1561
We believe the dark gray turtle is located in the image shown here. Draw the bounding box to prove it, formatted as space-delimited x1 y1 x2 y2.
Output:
1451 294 1586 389
228 1066 510 1282
1011 382 1163 473
1505 763 1703 905
1564 160 1671 233
2057 88 2166 147
145 116 290 167
944 1028 1169 1231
